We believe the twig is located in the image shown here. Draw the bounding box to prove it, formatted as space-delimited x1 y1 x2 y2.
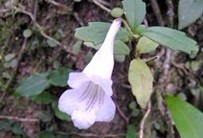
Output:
73 12 84 26
139 102 151 138
0 39 27 104
46 0 84 26
92 0 111 13
143 19 149 27
0 115 39 122
171 60 190 75
56 131 125 138
153 0 172 115
165 0 174 27
121 18 139 39
115 101 129 124
149 0 164 26
121 84 131 89
45 0 68 9
97 0 110 7
156 49 171 116
0 8 9 17
33 0 38 20
154 1 175 137
14 5 75 56
70 132 99 137
165 2 175 137
5 38 27 89
160 49 171 85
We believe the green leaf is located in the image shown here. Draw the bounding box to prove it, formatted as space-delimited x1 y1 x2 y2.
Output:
128 59 153 108
31 92 55 104
12 123 23 135
38 111 52 122
15 73 50 97
111 7 124 18
4 53 15 61
39 131 56 138
166 96 203 138
84 51 93 63
4 58 17 68
4 53 17 68
75 22 130 45
141 27 198 54
126 124 137 138
135 25 146 34
48 67 70 87
52 102 71 121
114 40 130 55
178 0 203 29
122 0 146 31
72 40 82 54
47 39 57 47
136 36 159 54
129 101 137 110
23 29 32 38
0 120 12 131
115 55 126 62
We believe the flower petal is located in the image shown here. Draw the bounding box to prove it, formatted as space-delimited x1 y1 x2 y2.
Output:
58 82 90 115
58 19 121 129
58 89 79 115
90 76 113 96
96 95 116 122
83 52 114 79
71 110 96 129
82 19 122 79
58 81 105 115
68 72 89 88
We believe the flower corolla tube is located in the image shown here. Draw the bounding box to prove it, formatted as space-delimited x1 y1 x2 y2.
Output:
58 18 122 129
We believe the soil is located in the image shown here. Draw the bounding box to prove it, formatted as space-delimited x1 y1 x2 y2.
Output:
0 0 203 138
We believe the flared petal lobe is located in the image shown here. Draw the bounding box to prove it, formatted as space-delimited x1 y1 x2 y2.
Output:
67 72 89 88
58 81 115 128
72 110 96 129
96 94 116 122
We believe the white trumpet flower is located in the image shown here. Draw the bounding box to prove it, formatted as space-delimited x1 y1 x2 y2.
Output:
58 18 122 129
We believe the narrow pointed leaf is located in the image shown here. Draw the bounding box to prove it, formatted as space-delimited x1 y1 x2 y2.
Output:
141 27 198 54
166 96 203 138
122 0 146 31
178 0 203 29
128 59 153 108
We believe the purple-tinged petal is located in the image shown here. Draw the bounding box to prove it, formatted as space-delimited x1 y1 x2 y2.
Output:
68 72 89 88
90 76 113 96
71 110 96 129
96 95 116 122
58 82 90 115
